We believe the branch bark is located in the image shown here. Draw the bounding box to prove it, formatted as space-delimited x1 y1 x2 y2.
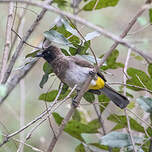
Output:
0 0 152 62
1 0 53 84
0 2 14 82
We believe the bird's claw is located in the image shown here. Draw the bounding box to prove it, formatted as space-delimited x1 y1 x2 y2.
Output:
72 98 79 107
89 70 96 77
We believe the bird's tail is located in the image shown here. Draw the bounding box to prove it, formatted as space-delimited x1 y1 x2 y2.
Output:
89 84 129 109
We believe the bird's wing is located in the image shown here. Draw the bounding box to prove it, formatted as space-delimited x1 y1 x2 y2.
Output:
70 56 94 68
69 56 106 81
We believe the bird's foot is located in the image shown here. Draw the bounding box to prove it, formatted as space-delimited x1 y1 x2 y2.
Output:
89 70 96 77
72 98 79 108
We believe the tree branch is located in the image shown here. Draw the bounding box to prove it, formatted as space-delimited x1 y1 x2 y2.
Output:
93 103 112 152
0 0 152 62
1 0 53 84
123 49 136 152
0 58 38 105
0 2 14 82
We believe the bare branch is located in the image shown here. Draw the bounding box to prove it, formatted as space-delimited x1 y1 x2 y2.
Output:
47 80 91 152
17 80 26 152
108 82 152 94
0 58 38 105
123 49 136 152
93 102 112 152
0 85 76 147
0 0 151 62
1 0 53 84
0 2 14 82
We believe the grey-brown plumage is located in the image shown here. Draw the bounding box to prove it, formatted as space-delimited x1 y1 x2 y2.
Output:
36 45 129 109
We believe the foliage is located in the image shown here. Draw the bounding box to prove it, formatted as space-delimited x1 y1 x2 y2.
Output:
83 0 120 11
107 114 144 132
52 112 100 141
2 0 152 151
100 131 144 148
127 67 152 91
149 9 152 24
100 50 124 70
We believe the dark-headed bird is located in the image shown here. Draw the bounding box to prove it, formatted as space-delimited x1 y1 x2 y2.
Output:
36 45 129 109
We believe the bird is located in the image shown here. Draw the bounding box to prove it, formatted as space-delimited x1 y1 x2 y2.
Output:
36 45 129 109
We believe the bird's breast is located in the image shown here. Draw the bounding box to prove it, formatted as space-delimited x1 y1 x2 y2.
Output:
64 63 92 90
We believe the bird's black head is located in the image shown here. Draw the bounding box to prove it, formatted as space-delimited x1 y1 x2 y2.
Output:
36 46 60 63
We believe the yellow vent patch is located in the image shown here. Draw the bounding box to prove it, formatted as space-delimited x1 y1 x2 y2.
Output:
89 76 105 90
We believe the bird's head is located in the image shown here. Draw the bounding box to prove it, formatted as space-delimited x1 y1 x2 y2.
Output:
36 45 62 62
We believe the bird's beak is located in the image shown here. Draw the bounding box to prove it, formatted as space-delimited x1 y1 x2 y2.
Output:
35 52 44 57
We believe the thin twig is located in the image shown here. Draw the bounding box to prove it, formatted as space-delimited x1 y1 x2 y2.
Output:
10 2 28 53
1 134 45 152
17 79 26 152
0 57 38 105
93 102 112 152
126 108 152 129
98 2 150 67
108 82 152 94
0 2 14 82
0 0 152 62
0 0 151 106
0 85 76 147
11 29 42 50
44 83 63 138
26 85 76 140
1 0 53 84
123 49 136 152
67 17 98 66
46 79 91 152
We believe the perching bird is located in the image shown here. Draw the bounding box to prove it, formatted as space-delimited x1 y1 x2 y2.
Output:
36 45 129 109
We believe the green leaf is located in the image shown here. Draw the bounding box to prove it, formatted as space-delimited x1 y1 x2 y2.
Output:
100 131 144 148
107 114 144 133
69 40 90 56
52 0 68 9
43 62 53 74
39 62 53 88
100 50 124 70
39 73 49 88
53 24 80 45
72 109 81 121
75 144 85 152
78 41 90 55
44 30 72 46
147 127 152 137
83 0 119 11
60 18 79 37
149 9 152 24
85 31 100 41
25 50 40 58
61 48 71 56
98 94 110 113
127 101 135 109
127 67 152 91
61 83 69 94
52 112 100 142
87 119 100 131
83 92 95 103
90 143 120 152
39 90 58 102
148 63 152 78
136 96 152 113
39 89 71 102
